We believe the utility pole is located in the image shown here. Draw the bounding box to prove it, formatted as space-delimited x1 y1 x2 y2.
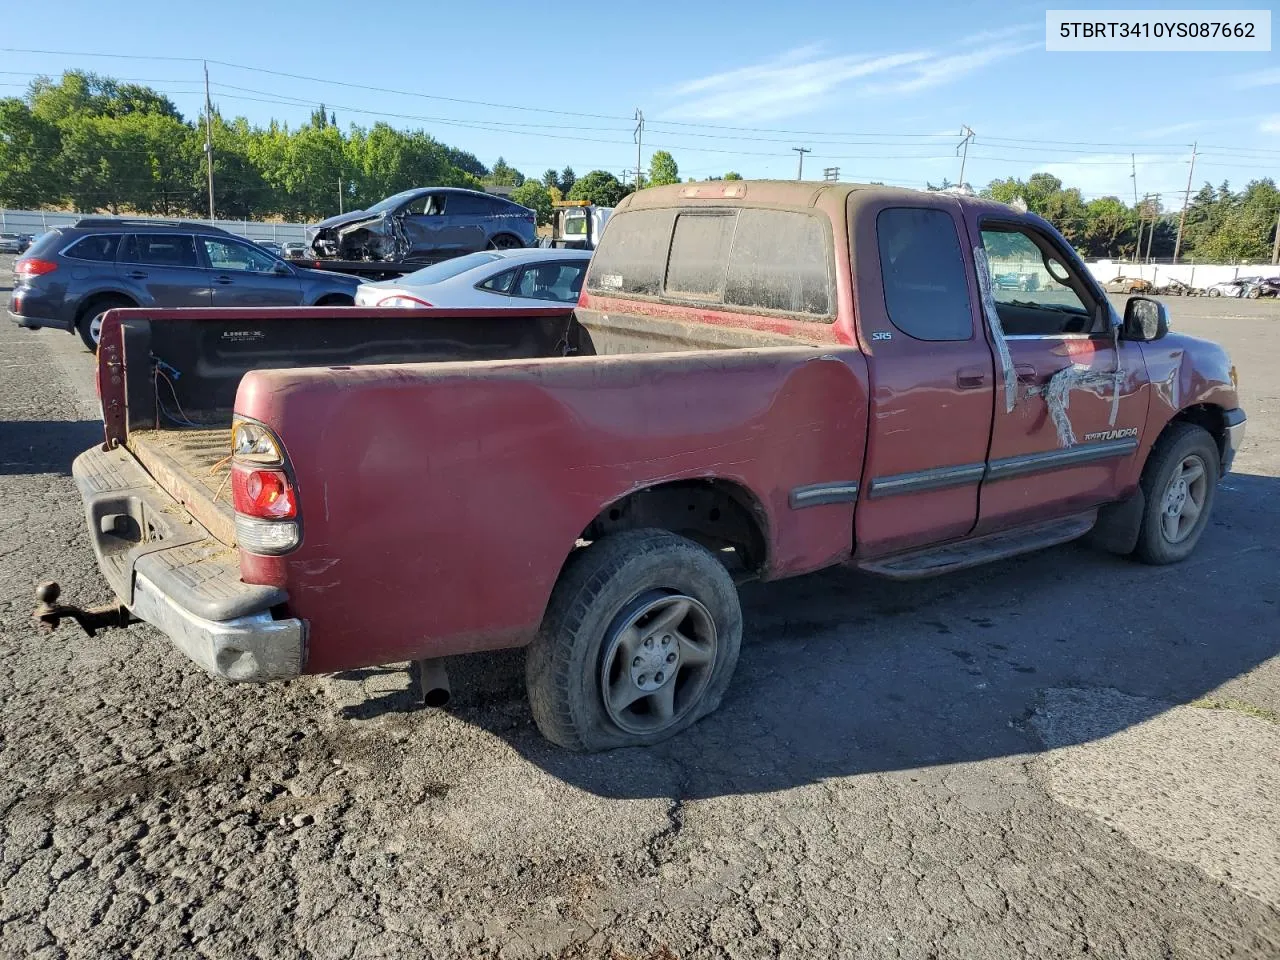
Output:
203 61 216 222
792 146 811 180
633 109 645 190
338 176 343 214
1173 143 1197 264
1272 206 1280 265
1144 195 1159 262
1130 154 1141 262
823 167 840 182
956 125 975 189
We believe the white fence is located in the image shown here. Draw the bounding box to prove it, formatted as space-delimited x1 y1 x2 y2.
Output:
1084 260 1274 288
0 209 308 244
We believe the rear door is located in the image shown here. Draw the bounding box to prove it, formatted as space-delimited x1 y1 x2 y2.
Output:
849 195 995 558
116 234 210 306
199 235 302 307
443 193 491 253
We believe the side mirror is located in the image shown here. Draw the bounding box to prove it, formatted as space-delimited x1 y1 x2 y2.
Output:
272 260 292 276
1122 296 1168 342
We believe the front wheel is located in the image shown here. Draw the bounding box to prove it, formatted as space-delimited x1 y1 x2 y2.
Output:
1208 288 1220 298
488 234 523 250
1134 423 1219 565
526 529 742 752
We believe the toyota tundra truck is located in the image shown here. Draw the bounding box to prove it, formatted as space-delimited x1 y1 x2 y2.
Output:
42 181 1246 752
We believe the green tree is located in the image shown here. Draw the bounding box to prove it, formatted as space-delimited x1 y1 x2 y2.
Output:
0 98 58 208
1081 196 1136 259
488 156 524 187
560 166 576 195
567 169 625 207
723 171 743 181
648 150 679 187
510 180 554 226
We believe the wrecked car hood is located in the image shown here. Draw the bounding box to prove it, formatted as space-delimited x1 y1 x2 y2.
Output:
306 209 385 241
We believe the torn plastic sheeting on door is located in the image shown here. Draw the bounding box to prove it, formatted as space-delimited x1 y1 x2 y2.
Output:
1030 364 1124 448
973 246 1017 414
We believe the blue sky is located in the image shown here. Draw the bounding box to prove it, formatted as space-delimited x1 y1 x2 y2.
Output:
4 0 1278 208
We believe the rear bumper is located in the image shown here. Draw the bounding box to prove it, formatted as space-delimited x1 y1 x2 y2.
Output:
1223 408 1246 475
72 444 305 681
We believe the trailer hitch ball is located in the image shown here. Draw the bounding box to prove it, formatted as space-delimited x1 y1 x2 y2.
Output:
34 581 132 637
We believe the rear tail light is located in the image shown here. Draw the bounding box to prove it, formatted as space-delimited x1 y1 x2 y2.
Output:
15 258 57 277
230 418 300 555
376 295 432 308
232 467 296 519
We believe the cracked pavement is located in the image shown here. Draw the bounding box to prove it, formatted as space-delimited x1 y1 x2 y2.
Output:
1 261 1278 959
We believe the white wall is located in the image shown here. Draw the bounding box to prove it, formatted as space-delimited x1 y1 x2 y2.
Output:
0 209 308 244
1084 260 1274 288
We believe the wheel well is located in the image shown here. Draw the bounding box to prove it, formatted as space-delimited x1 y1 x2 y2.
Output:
75 292 135 327
1169 403 1227 461
580 479 769 576
314 293 353 306
490 232 522 246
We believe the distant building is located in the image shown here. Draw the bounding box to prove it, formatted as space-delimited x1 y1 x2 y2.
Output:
484 185 515 197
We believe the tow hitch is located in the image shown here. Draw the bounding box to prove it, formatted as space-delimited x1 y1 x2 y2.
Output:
34 582 133 637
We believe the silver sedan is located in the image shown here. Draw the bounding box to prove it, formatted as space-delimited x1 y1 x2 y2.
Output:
354 248 592 309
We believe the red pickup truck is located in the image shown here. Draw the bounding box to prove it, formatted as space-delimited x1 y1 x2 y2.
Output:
45 182 1245 752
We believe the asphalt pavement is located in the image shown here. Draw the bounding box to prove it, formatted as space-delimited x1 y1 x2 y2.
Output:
1 257 1278 959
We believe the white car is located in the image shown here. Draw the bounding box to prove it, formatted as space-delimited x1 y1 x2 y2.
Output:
1204 278 1257 298
355 248 591 309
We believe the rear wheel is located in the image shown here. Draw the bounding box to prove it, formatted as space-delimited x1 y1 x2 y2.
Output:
1247 286 1261 299
526 529 742 752
1134 423 1219 565
488 234 523 250
1208 288 1221 298
77 296 134 352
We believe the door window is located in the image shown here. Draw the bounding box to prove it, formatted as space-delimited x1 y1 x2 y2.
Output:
409 193 447 216
477 268 517 294
447 193 493 217
979 226 1098 336
876 208 973 341
121 234 198 267
515 262 589 302
64 234 121 262
201 237 279 273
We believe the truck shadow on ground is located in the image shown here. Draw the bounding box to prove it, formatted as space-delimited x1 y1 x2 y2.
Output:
377 470 1279 801
0 420 102 476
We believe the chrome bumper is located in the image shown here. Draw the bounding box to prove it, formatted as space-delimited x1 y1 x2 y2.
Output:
1223 408 1246 475
72 445 305 682
129 572 303 681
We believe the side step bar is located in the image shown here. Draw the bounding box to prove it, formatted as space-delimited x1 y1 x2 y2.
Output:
856 510 1097 581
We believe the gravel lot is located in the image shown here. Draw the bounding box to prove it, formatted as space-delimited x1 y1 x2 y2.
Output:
2 256 1278 959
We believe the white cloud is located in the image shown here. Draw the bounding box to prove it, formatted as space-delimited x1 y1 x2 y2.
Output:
662 47 931 121
1260 116 1280 134
1131 121 1197 140
864 41 1041 95
662 36 1037 122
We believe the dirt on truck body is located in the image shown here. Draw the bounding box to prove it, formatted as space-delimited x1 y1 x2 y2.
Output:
46 180 1246 753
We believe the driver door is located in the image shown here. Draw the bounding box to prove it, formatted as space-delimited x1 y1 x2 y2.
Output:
200 236 301 306
400 192 452 259
971 221 1149 533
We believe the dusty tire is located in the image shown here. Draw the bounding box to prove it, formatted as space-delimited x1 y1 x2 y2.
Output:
77 297 132 352
526 529 742 752
1207 288 1220 298
1134 422 1219 565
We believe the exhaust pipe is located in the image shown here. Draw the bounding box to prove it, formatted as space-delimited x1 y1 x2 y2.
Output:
411 658 451 708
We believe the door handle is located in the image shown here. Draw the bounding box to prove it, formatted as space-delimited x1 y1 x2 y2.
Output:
213 275 235 285
956 367 989 390
125 270 147 280
1014 363 1038 384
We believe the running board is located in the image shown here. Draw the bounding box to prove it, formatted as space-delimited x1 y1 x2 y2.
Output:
856 511 1097 581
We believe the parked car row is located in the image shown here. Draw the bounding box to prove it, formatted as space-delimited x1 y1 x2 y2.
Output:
1104 274 1280 299
0 233 36 254
9 218 363 350
8 214 597 351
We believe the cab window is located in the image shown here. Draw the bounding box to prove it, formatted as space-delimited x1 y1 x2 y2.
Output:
876 207 973 341
979 226 1100 336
